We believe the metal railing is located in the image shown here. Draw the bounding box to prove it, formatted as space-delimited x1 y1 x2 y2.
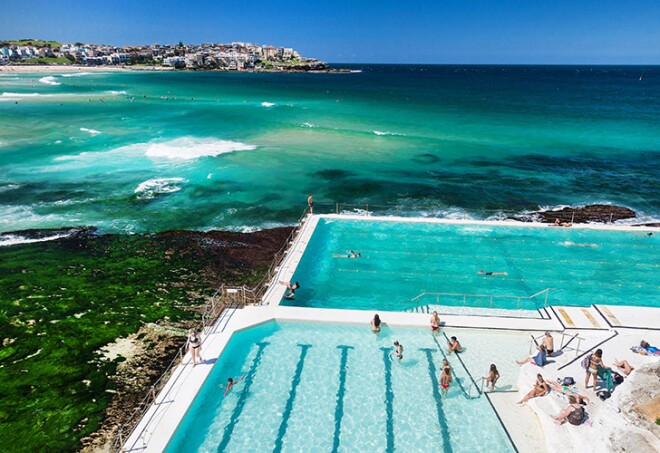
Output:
108 209 311 451
309 202 629 224
410 288 554 314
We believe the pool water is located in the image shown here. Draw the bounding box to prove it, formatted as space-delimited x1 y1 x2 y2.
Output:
284 219 658 312
166 321 528 453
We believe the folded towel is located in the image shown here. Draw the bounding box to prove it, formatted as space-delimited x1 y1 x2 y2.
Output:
597 365 614 392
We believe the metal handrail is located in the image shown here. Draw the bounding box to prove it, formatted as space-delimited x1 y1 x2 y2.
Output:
108 208 312 451
310 202 628 223
410 287 555 312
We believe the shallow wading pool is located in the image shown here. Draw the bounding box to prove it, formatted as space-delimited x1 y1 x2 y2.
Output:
165 321 529 452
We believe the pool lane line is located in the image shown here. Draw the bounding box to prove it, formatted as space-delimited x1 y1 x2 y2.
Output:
440 333 482 397
272 344 313 453
217 342 269 453
380 347 395 453
430 336 475 399
332 345 354 453
420 348 454 453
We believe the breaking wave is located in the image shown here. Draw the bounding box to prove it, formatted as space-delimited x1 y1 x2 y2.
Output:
39 76 61 86
134 177 186 200
144 137 256 160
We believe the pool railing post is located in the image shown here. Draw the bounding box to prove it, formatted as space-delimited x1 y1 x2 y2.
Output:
571 212 575 224
335 202 338 214
366 204 368 215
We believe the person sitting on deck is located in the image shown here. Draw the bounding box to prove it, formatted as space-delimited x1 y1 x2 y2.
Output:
517 344 548 367
542 331 555 356
552 395 586 426
517 374 549 404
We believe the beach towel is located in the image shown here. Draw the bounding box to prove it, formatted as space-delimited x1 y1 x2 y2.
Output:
597 365 614 392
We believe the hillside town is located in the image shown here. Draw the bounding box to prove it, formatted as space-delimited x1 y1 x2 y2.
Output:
0 39 329 71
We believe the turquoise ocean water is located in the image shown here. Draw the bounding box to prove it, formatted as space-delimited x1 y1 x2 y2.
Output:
0 65 659 234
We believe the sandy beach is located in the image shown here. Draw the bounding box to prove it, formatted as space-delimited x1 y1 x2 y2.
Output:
0 64 173 73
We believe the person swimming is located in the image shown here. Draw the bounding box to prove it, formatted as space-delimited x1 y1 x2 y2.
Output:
333 250 361 258
478 270 508 276
280 281 300 299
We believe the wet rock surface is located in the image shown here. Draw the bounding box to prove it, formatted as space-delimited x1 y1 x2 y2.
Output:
509 204 637 224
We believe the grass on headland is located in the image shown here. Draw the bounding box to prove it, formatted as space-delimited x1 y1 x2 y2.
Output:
2 39 63 48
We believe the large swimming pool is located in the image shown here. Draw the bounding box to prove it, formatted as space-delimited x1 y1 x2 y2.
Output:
283 218 658 312
166 321 527 452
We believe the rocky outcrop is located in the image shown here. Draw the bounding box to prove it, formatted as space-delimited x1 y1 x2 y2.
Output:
510 204 637 224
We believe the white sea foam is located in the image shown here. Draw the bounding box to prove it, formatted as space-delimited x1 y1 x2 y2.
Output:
0 232 74 247
80 127 101 135
106 90 127 95
39 76 61 86
301 122 316 128
0 184 20 193
61 72 92 77
373 130 405 136
134 177 186 200
144 137 256 160
261 102 275 107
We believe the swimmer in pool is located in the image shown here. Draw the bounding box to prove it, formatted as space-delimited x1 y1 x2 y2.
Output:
280 281 300 299
393 341 403 360
333 250 362 258
478 270 508 276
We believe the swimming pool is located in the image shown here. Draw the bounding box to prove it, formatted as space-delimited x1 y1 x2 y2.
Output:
165 321 527 452
283 218 658 312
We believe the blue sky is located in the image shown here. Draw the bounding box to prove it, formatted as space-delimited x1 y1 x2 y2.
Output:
2 0 659 64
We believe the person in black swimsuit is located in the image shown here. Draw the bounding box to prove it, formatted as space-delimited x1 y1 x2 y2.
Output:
187 329 202 366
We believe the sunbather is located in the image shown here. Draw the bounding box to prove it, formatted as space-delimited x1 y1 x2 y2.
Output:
517 374 549 404
612 359 634 376
552 396 585 426
547 380 590 405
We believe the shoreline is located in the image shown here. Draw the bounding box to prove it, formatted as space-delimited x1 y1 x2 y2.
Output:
0 64 351 74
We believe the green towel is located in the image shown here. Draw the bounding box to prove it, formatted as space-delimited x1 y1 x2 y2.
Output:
597 365 614 392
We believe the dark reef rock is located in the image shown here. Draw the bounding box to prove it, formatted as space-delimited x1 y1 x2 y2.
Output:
510 204 637 224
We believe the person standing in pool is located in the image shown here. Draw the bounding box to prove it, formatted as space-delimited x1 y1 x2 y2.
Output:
371 314 381 333
430 311 441 332
308 194 314 214
393 341 403 359
440 366 452 397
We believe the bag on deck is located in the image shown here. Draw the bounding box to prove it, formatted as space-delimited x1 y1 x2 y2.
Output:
562 377 575 386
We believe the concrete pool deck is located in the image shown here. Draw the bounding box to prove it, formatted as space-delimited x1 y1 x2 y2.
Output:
124 214 659 452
